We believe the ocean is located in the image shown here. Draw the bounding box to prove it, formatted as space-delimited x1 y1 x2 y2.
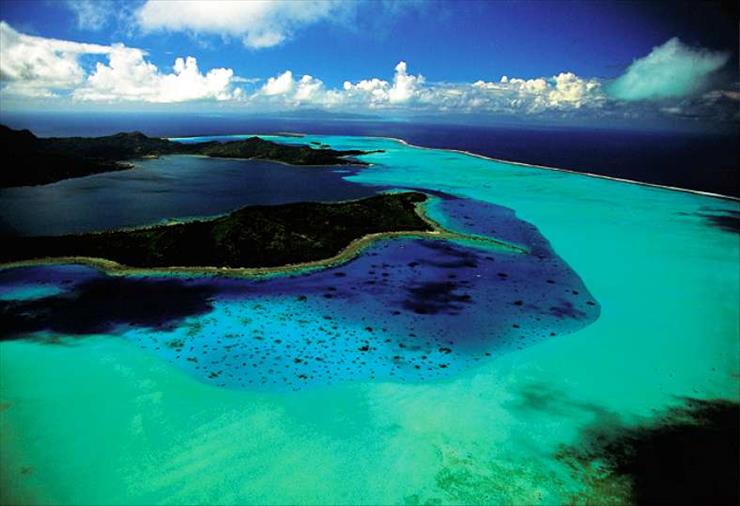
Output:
1 111 737 197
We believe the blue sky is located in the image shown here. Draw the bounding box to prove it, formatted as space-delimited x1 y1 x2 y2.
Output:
0 0 737 129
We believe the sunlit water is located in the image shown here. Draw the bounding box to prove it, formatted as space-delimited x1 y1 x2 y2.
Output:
0 135 737 504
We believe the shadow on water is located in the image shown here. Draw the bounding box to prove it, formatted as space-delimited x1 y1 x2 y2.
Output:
0 277 217 339
426 383 738 505
699 209 740 234
509 382 740 506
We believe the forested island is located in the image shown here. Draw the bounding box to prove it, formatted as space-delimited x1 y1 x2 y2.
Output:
0 192 432 269
0 125 377 187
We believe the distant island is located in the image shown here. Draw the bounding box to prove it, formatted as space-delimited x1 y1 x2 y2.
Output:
0 125 379 188
0 193 433 270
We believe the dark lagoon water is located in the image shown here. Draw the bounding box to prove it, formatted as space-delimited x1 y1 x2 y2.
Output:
2 111 737 196
0 155 379 236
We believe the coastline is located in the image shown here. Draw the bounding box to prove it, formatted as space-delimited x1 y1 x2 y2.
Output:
218 131 737 202
5 131 731 278
373 136 740 202
172 131 737 200
0 200 527 279
182 153 370 168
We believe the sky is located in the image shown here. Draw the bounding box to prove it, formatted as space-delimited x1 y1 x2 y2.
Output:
0 0 738 129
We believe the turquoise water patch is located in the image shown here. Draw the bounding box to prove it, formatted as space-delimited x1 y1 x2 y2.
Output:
0 284 63 302
0 264 98 302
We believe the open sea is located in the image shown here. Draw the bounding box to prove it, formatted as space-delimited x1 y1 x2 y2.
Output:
2 111 738 197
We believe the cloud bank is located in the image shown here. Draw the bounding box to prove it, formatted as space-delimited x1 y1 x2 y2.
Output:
1 22 736 123
608 38 729 101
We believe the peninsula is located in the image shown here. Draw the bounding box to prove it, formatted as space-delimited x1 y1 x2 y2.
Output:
0 125 377 188
0 193 432 269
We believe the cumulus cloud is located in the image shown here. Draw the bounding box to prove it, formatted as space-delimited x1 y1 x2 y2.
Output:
463 72 604 113
136 0 346 49
388 61 424 103
340 61 424 107
0 21 241 103
261 70 295 96
75 51 240 103
256 70 325 105
2 22 736 124
608 38 730 101
294 75 324 102
0 21 112 96
253 61 605 116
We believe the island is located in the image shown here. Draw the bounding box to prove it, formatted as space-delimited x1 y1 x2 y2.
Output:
0 192 433 270
0 125 379 188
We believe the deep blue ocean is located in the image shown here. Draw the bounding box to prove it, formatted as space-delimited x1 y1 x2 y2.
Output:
1 112 737 196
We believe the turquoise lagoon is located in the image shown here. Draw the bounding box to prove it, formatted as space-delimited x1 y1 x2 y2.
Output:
0 135 738 504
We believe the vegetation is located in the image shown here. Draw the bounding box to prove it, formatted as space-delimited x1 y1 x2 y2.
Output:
0 192 432 268
1 126 133 187
0 125 376 187
193 136 376 164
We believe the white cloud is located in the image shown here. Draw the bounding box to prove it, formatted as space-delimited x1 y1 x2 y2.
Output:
261 70 294 96
608 38 729 101
466 72 603 113
340 61 425 107
2 22 735 123
548 72 601 108
342 77 390 106
294 75 324 102
75 51 240 103
253 61 603 115
0 21 112 96
249 60 613 118
0 22 241 103
388 61 424 103
256 71 324 104
136 0 346 49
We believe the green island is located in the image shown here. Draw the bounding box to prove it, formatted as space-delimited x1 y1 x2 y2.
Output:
0 193 439 271
0 125 378 188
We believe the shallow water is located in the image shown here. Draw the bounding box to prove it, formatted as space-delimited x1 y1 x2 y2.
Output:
0 134 737 504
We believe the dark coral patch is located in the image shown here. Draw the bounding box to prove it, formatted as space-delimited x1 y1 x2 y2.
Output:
402 281 474 315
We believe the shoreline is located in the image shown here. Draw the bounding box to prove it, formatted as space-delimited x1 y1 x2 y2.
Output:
367 136 740 202
205 131 736 202
182 153 370 168
0 200 527 279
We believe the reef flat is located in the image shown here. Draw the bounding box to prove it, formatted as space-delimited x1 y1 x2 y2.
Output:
0 125 375 187
0 192 434 269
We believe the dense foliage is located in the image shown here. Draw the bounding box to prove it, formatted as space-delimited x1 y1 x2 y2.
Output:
0 193 431 268
0 126 373 187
